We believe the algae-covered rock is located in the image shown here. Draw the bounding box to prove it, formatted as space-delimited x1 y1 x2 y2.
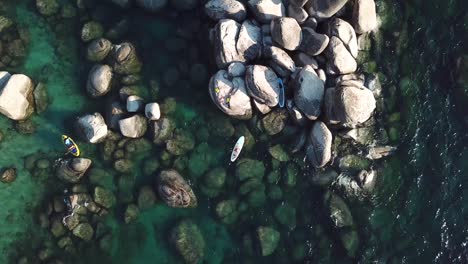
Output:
267 186 283 200
137 185 157 210
274 202 296 229
256 226 280 256
283 163 298 188
81 21 104 42
156 169 197 208
215 199 238 224
236 158 265 181
166 129 195 156
119 115 148 138
50 219 66 237
0 167 16 183
93 187 116 209
113 159 133 173
151 118 175 144
188 143 219 178
203 167 226 189
56 158 92 183
33 82 48 114
36 0 59 16
72 223 94 241
111 43 142 75
324 191 354 228
87 38 112 62
117 174 135 203
341 229 359 257
311 169 338 187
88 168 113 188
0 16 13 33
142 157 160 176
338 154 370 172
262 109 289 135
247 187 266 207
268 145 290 162
170 220 205 264
124 204 140 223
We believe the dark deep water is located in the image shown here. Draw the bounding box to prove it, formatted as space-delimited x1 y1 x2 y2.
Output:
0 0 467 263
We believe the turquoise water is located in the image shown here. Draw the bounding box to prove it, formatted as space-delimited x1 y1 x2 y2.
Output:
0 0 467 263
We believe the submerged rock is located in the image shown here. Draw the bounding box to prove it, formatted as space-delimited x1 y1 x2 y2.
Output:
72 223 94 241
36 0 59 16
56 158 92 183
150 117 175 144
205 0 247 22
166 129 195 156
81 21 104 42
137 185 157 210
136 0 168 11
1 167 17 183
75 113 108 143
170 220 205 264
157 169 197 208
236 158 265 181
0 72 34 120
94 186 116 208
124 204 140 223
86 65 113 97
307 121 332 168
208 70 252 120
33 82 48 114
256 226 280 256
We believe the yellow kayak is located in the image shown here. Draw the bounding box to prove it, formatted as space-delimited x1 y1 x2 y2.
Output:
62 135 80 157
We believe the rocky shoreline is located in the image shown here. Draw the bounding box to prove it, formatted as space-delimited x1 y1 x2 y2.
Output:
0 0 409 263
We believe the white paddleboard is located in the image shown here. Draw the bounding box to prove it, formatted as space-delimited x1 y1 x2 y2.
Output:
230 136 245 162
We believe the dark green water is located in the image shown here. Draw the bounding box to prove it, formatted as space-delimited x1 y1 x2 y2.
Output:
0 0 467 263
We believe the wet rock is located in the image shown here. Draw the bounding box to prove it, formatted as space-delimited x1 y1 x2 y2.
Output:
293 66 324 120
237 20 262 62
111 43 142 75
0 167 16 183
33 82 48 114
124 204 140 223
245 65 279 107
57 236 73 249
86 38 112 62
324 191 353 228
81 21 104 42
137 185 157 210
311 168 338 186
367 145 397 159
271 17 302 51
298 27 329 56
326 18 358 58
288 4 308 24
338 154 370 172
274 202 296 229
157 169 197 208
268 145 289 162
227 62 246 77
136 0 168 11
36 0 59 16
56 158 92 183
166 129 195 156
145 102 160 121
114 159 133 173
126 95 144 112
208 70 252 120
72 223 94 241
236 158 265 181
151 117 175 144
305 0 349 19
256 226 280 256
94 187 116 208
75 113 108 143
307 121 332 168
170 220 205 264
334 84 376 126
86 65 113 97
262 46 296 78
261 108 288 135
326 36 357 75
105 101 125 130
119 115 147 138
352 0 377 34
50 219 66 237
214 19 243 68
0 72 34 120
247 0 285 23
205 0 247 22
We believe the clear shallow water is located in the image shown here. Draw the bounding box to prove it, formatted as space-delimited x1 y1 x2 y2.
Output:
0 0 467 263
